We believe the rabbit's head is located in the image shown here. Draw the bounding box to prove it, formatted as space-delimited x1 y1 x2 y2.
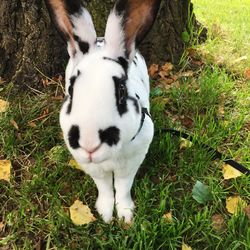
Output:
45 0 160 164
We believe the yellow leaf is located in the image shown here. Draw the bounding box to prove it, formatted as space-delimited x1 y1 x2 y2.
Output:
69 159 81 170
222 163 242 180
162 212 173 223
69 200 96 225
179 138 192 150
182 242 192 250
0 99 9 113
0 160 11 182
226 196 248 214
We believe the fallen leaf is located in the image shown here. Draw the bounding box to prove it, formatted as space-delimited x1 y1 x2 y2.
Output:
234 56 247 63
69 200 96 225
192 181 212 204
177 70 194 78
226 196 247 214
0 160 11 182
218 105 225 116
69 159 81 170
211 214 226 231
28 121 37 128
0 222 4 232
244 68 250 80
10 119 19 130
162 211 173 223
179 138 193 150
243 205 250 221
182 242 192 250
0 99 9 113
222 163 242 180
148 64 159 78
161 62 173 75
180 116 194 128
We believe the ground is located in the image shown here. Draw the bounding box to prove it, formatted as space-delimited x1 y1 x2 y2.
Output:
0 0 249 249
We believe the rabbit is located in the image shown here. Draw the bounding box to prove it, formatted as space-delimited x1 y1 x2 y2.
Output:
45 0 161 223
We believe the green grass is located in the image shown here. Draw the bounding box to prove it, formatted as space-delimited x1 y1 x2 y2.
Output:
0 65 249 249
1 2 250 249
192 0 250 75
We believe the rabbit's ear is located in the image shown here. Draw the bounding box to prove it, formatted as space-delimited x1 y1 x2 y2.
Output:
45 0 97 57
105 0 161 60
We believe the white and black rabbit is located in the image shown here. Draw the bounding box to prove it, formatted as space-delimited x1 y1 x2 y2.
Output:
45 0 161 223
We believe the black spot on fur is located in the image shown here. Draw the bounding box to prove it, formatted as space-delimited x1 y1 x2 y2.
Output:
103 57 128 74
135 94 140 100
133 59 137 66
113 75 128 116
118 57 129 73
99 127 120 146
128 96 140 113
64 0 82 15
68 125 80 149
73 35 89 54
67 70 81 114
115 0 129 15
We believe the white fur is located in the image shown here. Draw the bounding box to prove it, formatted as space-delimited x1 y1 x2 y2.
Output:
59 6 154 224
71 8 97 49
105 10 126 58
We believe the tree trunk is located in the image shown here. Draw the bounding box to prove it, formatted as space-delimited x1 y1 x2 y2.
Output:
0 0 203 87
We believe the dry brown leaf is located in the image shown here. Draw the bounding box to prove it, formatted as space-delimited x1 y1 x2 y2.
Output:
0 99 9 113
244 68 250 80
182 242 192 250
218 105 225 116
161 62 173 75
28 121 37 128
226 196 247 214
222 163 242 180
180 116 194 128
148 64 159 78
211 214 226 231
0 222 4 232
69 159 81 170
69 200 96 225
243 205 250 221
162 211 173 223
10 119 19 130
160 78 174 85
0 160 11 182
177 70 194 78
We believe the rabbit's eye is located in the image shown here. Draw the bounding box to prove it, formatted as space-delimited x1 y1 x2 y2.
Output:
118 84 127 104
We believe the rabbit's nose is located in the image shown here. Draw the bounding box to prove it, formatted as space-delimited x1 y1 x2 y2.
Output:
82 144 101 155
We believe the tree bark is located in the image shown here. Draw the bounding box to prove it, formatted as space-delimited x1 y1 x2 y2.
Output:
0 0 203 87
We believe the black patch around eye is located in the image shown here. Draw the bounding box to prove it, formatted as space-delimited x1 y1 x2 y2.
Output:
99 126 120 146
113 76 128 116
68 125 80 149
73 35 89 54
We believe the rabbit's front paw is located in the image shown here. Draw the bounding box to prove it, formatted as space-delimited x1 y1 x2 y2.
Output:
95 196 114 223
116 198 135 223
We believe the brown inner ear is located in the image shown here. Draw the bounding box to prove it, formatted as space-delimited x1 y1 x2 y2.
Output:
47 0 76 51
124 0 160 55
